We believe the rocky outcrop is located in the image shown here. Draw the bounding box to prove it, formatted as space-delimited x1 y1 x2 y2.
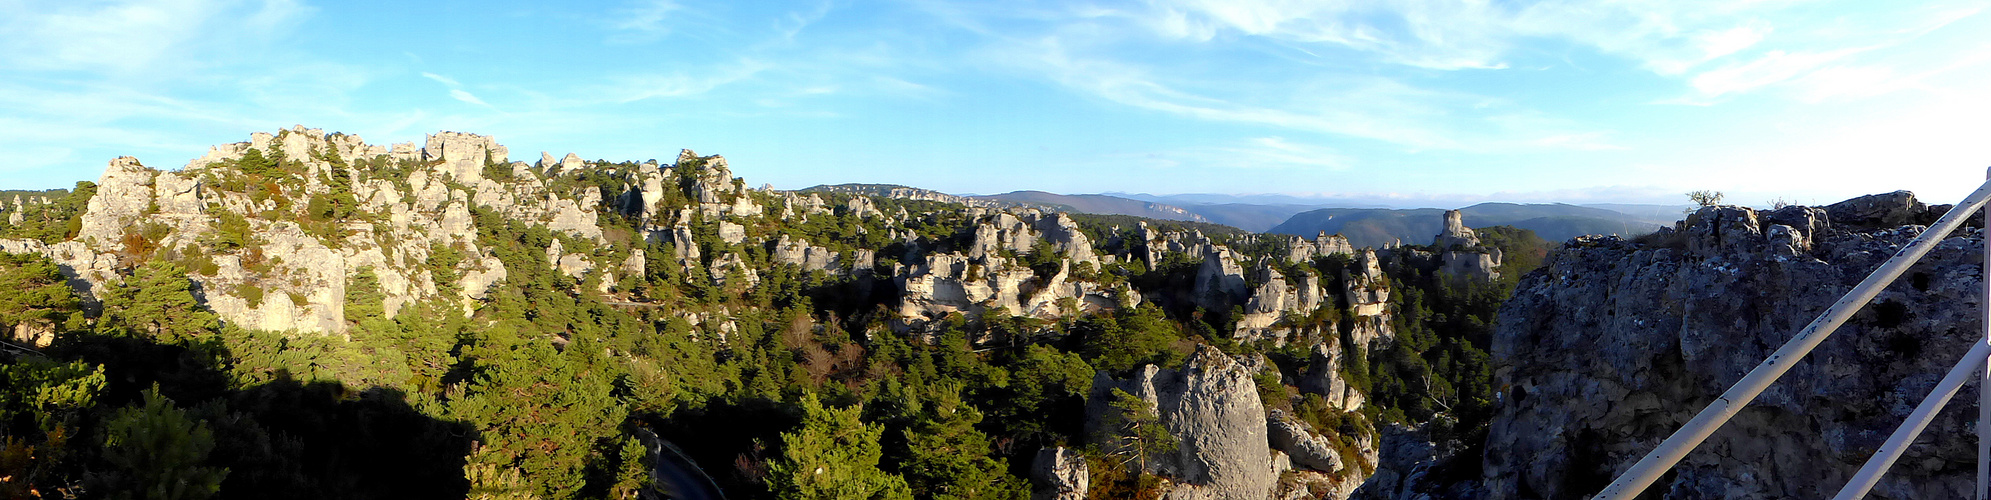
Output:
1088 345 1273 500
1192 246 1247 312
1482 197 1980 499
1341 249 1388 318
1032 213 1100 266
1286 232 1356 263
1432 210 1477 249
1297 342 1364 413
1437 248 1500 283
1268 410 1342 473
1432 209 1501 283
424 131 508 184
769 235 837 272
0 128 618 334
1030 447 1089 500
1234 264 1329 343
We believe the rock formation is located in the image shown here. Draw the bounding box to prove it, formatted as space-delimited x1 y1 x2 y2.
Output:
1432 209 1501 284
1088 345 1274 500
1030 447 1089 500
1482 196 1980 498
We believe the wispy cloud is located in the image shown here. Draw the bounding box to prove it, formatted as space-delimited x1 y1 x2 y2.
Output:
989 34 1616 154
607 0 683 43
0 0 312 76
449 89 494 109
420 72 461 87
1223 137 1350 169
604 59 770 102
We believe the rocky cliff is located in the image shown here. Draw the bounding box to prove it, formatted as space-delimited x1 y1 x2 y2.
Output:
1483 191 1982 498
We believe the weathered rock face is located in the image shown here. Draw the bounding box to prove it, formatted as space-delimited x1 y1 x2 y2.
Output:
1297 342 1365 413
1431 209 1501 284
1342 249 1388 318
1268 410 1343 473
1193 246 1247 312
1351 425 1447 500
1032 213 1100 266
1437 248 1500 283
1138 223 1214 268
1030 447 1089 500
424 130 508 184
1482 198 1981 499
1286 232 1356 263
0 128 626 334
769 235 837 272
1432 210 1477 249
1234 264 1330 343
1088 345 1273 500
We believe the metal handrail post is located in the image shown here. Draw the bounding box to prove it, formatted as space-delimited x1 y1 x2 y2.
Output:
1834 339 1991 500
1595 179 1991 499
1981 166 1990 500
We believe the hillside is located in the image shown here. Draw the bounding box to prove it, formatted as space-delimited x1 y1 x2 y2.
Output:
1269 202 1669 248
975 190 1211 224
1176 203 1322 233
0 126 1532 500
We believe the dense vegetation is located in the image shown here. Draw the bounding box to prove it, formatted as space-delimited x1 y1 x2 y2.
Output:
0 146 1549 499
0 184 94 244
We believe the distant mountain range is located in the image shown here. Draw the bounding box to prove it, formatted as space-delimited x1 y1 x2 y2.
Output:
816 184 1682 246
972 191 1211 224
1269 203 1676 248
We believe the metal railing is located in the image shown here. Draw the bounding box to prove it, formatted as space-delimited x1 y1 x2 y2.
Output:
1596 170 1991 500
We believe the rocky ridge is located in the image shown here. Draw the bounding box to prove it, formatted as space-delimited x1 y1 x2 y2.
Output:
1481 191 1983 498
0 126 1510 500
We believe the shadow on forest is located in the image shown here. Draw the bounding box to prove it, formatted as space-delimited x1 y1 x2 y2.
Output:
47 331 476 500
649 397 798 496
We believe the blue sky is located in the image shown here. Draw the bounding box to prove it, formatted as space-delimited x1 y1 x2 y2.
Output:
4 0 1990 207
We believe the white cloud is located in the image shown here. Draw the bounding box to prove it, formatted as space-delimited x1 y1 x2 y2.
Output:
1688 48 1870 98
0 0 311 76
420 72 461 87
607 0 682 43
1226 137 1350 169
606 59 769 102
994 35 1616 154
450 89 494 108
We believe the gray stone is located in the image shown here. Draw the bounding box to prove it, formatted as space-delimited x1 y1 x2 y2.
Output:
1479 195 1986 499
1432 210 1478 249
1267 410 1343 473
1826 190 1924 229
1088 345 1273 500
1030 447 1089 500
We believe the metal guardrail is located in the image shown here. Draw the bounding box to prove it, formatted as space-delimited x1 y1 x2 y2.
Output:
1596 170 1991 500
0 339 46 359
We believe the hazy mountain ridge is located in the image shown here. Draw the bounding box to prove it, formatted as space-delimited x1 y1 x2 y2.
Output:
799 183 1045 210
973 190 1211 224
1270 202 1673 248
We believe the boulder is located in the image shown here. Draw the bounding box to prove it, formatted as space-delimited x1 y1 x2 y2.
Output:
1267 410 1342 473
1088 345 1273 500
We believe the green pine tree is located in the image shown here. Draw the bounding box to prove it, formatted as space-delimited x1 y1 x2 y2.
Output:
768 393 911 500
102 261 218 345
898 386 1028 500
96 387 228 500
1100 388 1176 474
